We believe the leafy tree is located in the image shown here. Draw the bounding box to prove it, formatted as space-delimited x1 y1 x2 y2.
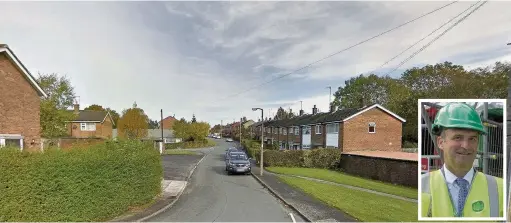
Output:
211 124 222 133
274 107 295 120
117 105 149 139
148 119 159 129
84 104 120 128
191 114 197 123
173 119 210 142
37 73 76 138
331 61 509 143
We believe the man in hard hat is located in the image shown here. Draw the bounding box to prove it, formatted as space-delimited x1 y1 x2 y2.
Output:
421 102 503 218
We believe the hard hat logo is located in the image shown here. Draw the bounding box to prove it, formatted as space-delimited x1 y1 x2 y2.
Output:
431 102 486 135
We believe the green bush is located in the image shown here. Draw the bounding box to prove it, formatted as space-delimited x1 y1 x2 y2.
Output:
303 148 342 169
0 140 163 222
248 146 342 169
165 138 216 149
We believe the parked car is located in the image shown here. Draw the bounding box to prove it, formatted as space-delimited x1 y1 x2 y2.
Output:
225 152 251 175
225 148 240 160
226 138 233 142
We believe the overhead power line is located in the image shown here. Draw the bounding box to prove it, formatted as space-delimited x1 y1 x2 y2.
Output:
365 0 483 76
383 1 488 76
221 1 459 100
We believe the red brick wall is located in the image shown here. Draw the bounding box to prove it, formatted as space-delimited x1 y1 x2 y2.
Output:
161 117 176 130
67 117 113 139
311 124 325 148
342 107 402 152
0 53 42 152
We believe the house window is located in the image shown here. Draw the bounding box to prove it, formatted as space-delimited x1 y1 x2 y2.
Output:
368 122 376 133
303 126 311 135
0 135 24 150
283 128 287 135
294 127 299 135
80 123 96 131
327 123 339 134
315 125 322 134
279 128 282 134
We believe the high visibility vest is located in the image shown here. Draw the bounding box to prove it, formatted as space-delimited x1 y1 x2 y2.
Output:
421 169 503 217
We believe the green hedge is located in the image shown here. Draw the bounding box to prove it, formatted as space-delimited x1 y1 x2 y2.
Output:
0 140 163 222
241 140 341 169
166 139 216 149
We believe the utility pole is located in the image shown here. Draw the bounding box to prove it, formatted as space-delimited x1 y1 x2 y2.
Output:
300 101 303 110
240 117 242 142
220 120 223 138
327 86 332 106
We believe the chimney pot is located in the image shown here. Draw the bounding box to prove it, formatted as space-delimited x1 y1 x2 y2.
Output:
74 104 80 114
312 105 318 115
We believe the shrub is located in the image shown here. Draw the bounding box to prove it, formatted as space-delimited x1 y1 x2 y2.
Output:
303 148 342 169
261 150 305 167
0 140 162 222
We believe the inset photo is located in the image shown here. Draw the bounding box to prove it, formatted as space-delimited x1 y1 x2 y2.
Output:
418 99 507 221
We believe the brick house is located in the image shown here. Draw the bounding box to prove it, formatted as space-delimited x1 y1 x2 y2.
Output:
160 115 177 130
66 104 114 139
0 44 47 151
255 104 406 152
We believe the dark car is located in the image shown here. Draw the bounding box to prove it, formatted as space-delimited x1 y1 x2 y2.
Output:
225 152 251 175
224 148 240 160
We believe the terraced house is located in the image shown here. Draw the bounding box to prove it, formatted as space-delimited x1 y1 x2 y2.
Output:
251 104 406 152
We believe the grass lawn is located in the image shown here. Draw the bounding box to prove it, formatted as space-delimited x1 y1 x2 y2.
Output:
279 176 418 222
267 167 417 199
163 149 199 155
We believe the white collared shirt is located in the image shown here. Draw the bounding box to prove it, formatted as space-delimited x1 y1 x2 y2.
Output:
441 164 475 214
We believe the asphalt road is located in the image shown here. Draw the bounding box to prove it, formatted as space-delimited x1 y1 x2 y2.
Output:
147 139 304 222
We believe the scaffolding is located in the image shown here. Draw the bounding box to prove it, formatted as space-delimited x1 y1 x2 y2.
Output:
420 102 504 179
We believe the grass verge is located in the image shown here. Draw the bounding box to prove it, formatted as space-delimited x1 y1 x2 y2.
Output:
163 149 199 155
279 176 418 222
267 167 417 199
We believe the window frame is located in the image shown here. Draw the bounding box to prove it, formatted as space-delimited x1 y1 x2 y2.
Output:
315 125 322 134
368 122 376 133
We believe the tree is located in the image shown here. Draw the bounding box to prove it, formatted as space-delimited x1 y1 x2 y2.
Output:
191 114 197 123
274 107 295 120
37 73 77 138
84 104 120 128
173 118 210 142
117 104 149 139
211 124 222 133
242 117 247 122
148 119 159 129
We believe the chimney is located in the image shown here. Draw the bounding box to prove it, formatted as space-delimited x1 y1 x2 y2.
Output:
73 104 80 114
299 109 304 116
312 105 318 115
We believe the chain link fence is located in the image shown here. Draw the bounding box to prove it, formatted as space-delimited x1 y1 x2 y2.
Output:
420 102 504 178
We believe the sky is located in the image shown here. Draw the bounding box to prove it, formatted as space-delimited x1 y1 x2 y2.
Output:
1 1 510 126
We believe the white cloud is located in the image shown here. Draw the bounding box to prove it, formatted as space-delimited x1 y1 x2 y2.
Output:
1 1 509 127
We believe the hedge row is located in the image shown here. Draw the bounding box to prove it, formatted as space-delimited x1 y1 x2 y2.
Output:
165 139 216 149
0 140 163 222
242 140 342 169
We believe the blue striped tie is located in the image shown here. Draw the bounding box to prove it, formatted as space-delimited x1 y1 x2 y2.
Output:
455 178 469 217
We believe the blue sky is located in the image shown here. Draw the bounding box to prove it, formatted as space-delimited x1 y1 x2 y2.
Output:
1 1 510 126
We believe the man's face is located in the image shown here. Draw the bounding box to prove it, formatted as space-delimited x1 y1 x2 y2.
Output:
437 128 479 171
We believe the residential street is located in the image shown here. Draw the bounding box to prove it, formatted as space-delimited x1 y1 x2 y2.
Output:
146 139 304 222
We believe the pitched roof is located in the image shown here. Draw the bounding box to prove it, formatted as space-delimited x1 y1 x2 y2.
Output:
251 104 405 128
0 44 47 97
70 110 109 122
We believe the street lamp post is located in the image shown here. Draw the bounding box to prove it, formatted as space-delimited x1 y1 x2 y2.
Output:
252 107 264 176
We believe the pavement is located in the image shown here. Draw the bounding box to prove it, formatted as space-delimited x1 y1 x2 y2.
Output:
111 149 210 222
145 139 304 222
249 163 357 222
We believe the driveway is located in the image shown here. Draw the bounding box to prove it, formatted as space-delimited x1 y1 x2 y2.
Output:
146 139 304 222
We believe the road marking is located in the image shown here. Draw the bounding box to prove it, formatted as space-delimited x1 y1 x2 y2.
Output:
289 213 296 223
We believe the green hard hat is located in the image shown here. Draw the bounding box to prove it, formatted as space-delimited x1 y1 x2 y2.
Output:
431 102 486 135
